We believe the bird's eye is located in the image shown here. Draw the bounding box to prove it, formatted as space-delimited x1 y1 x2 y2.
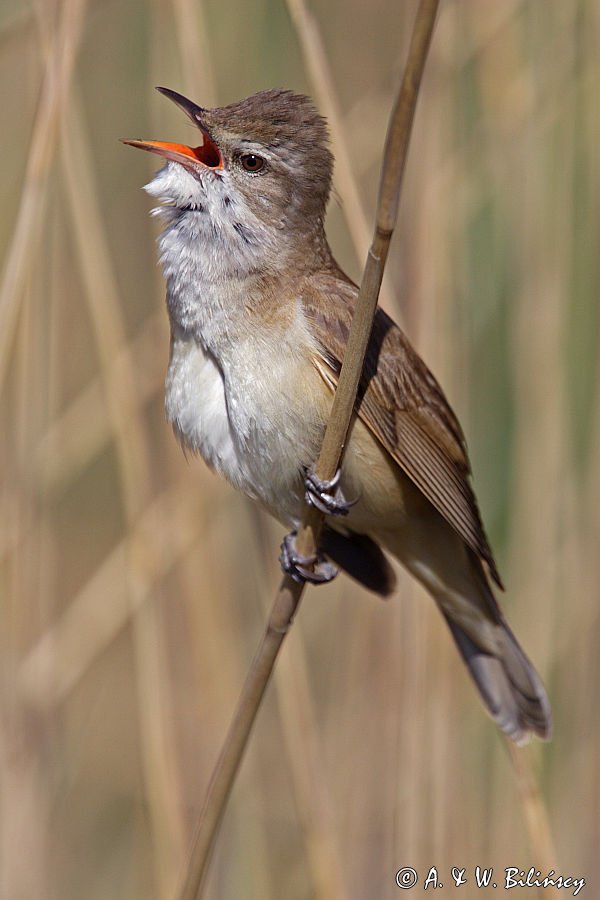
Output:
239 153 266 174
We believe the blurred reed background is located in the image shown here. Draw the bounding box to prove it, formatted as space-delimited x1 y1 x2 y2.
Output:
1 1 598 897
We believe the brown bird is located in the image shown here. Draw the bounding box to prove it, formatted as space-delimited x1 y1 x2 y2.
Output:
124 87 551 743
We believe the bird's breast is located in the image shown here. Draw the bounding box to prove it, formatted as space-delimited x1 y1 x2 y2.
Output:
166 334 240 480
165 324 331 525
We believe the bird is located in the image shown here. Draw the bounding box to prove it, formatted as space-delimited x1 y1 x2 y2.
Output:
123 86 551 744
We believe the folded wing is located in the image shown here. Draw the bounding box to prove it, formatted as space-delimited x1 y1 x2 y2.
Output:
301 271 503 589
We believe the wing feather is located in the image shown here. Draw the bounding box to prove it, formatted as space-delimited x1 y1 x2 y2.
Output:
302 272 503 588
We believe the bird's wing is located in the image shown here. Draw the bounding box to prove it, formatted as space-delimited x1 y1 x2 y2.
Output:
301 272 503 588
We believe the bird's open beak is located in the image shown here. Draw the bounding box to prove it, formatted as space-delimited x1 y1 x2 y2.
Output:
122 86 223 170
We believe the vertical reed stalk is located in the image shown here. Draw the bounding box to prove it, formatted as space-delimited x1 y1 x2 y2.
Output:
177 3 440 896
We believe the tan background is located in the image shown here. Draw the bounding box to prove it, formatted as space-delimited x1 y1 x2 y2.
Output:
1 1 597 897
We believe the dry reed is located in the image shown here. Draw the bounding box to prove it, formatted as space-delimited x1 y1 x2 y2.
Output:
1 1 597 898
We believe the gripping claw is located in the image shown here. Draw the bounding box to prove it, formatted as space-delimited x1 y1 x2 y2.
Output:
303 466 356 517
279 531 338 585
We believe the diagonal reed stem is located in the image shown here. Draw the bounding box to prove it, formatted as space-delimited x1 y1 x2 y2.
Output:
177 3 440 898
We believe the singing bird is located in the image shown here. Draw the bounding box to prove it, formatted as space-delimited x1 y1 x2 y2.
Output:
124 87 551 743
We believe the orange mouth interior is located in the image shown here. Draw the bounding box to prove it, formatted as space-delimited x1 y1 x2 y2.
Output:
122 135 222 169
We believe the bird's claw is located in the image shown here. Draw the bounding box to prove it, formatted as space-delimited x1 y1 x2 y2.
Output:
279 531 338 585
303 466 356 517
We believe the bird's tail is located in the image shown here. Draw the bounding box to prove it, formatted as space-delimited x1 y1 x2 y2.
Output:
441 568 551 744
382 525 552 743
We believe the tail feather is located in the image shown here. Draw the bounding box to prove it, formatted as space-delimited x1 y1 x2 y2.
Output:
349 519 551 743
443 612 552 743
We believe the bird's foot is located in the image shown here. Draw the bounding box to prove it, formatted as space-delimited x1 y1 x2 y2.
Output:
303 466 356 517
279 531 338 585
